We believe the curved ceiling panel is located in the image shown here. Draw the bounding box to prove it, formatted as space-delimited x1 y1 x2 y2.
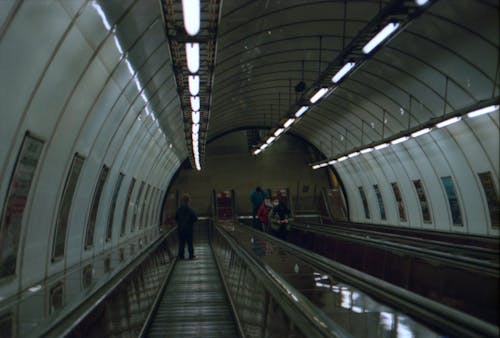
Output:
207 0 498 159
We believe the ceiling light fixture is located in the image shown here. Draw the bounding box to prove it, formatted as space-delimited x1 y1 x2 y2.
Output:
266 136 276 144
310 88 329 103
415 0 429 6
284 118 295 128
391 136 409 144
185 43 200 73
467 105 498 118
192 111 200 124
411 128 432 137
188 75 199 95
332 62 356 83
295 106 309 118
436 116 461 128
362 22 400 54
190 96 200 111
274 128 284 137
182 0 200 36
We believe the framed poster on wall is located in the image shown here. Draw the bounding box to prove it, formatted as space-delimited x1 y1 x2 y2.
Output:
0 133 44 278
478 172 499 229
441 176 463 226
373 184 386 220
358 186 370 219
413 179 432 223
391 182 407 222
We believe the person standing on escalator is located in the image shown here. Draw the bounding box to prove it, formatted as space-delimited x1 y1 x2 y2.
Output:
271 199 291 240
175 194 198 260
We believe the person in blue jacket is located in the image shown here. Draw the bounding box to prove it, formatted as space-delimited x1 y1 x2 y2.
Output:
250 186 266 227
175 194 198 259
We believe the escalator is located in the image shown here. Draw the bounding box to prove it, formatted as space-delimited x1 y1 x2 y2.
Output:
144 236 238 337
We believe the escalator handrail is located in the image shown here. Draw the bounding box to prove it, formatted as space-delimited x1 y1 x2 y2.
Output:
41 228 176 338
138 228 178 338
215 225 351 338
290 222 499 275
251 227 499 337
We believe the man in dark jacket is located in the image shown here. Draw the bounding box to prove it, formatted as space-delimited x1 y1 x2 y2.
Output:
175 194 198 259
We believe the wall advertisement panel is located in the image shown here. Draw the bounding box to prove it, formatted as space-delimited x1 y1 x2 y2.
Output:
413 179 432 223
441 176 462 226
0 133 44 278
358 186 370 219
53 154 85 260
478 172 499 229
391 182 407 222
373 184 386 220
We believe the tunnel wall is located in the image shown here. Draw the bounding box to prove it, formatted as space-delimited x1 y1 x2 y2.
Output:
333 112 499 236
168 131 330 216
0 0 185 298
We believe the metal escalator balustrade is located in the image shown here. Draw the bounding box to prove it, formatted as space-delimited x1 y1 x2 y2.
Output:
286 221 499 324
212 223 350 338
233 223 498 337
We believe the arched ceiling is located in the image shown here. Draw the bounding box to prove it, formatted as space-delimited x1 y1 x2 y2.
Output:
206 0 499 160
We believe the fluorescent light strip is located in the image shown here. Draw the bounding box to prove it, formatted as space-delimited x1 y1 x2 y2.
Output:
332 62 356 83
374 143 389 150
312 164 321 170
348 151 360 158
113 35 124 55
261 144 268 149
192 123 200 134
338 156 348 162
328 160 337 165
310 88 329 103
192 111 200 124
182 0 200 36
360 148 373 154
92 1 112 31
319 163 328 168
284 118 295 128
415 0 429 6
411 128 432 137
190 96 200 111
266 136 276 144
295 106 309 118
254 149 262 155
274 128 284 137
125 59 135 76
467 105 498 118
189 75 199 95
436 116 461 128
362 22 400 54
391 136 409 144
186 43 200 73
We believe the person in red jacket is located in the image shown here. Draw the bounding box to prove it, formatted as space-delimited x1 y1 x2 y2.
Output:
256 196 271 231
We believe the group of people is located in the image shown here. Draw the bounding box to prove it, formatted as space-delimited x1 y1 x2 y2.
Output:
174 187 292 261
251 186 291 240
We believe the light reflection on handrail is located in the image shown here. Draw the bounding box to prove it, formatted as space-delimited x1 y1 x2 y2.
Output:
215 225 351 338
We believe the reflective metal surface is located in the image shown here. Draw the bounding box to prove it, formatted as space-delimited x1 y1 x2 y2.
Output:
146 226 238 337
225 224 444 337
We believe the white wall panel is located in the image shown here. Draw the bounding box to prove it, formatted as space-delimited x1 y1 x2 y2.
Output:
0 1 18 29
0 1 70 202
403 139 449 230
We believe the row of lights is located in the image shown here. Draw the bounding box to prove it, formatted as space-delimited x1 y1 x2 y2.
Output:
182 0 202 170
312 104 499 169
254 0 430 155
93 1 168 146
